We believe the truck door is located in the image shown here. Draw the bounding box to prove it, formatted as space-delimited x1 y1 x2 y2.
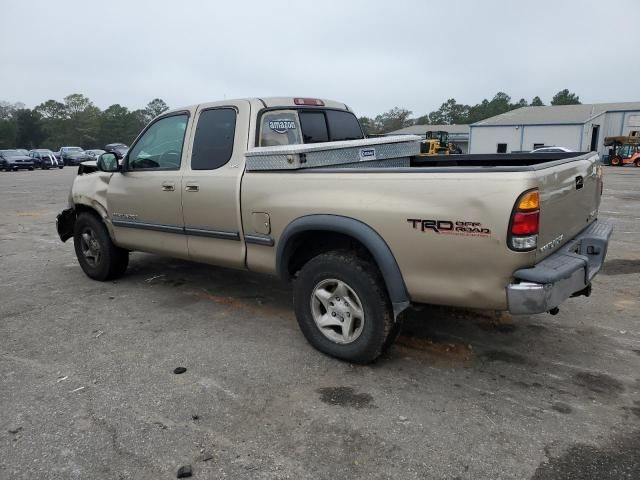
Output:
107 112 190 258
181 101 248 269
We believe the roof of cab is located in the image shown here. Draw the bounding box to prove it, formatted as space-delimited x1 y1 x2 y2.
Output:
257 97 350 111
164 97 351 116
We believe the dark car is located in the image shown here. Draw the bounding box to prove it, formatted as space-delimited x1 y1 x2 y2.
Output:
57 146 90 166
29 149 63 169
104 143 128 159
0 150 35 171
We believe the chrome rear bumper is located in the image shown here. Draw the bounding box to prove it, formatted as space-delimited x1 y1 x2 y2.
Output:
507 220 613 315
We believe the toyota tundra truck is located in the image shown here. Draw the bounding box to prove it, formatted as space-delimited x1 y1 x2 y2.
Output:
56 97 612 363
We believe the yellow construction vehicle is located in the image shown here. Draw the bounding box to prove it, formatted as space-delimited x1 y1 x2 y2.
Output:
419 130 461 156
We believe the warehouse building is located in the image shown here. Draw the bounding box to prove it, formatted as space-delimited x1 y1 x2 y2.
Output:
468 102 640 157
386 124 470 153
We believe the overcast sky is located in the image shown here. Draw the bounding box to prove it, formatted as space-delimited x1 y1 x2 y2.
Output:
1 0 639 117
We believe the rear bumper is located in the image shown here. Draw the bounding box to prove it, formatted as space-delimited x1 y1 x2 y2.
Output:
507 220 613 315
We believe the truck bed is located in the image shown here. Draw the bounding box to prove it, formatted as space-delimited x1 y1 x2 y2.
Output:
410 152 593 168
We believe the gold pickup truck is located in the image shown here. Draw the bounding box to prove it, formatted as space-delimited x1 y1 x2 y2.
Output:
57 97 612 363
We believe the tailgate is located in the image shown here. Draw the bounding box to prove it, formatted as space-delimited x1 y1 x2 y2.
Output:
536 153 602 261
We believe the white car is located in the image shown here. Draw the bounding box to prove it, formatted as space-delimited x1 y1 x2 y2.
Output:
531 146 574 153
85 149 106 160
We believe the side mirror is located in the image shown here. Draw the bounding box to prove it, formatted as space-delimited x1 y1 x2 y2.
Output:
97 152 120 172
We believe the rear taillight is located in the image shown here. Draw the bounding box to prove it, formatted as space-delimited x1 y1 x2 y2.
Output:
509 189 540 251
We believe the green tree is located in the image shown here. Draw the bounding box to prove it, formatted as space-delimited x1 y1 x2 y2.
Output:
428 98 470 124
550 89 581 105
0 119 17 148
144 98 169 121
373 107 413 133
512 98 528 109
413 114 430 125
358 116 376 135
35 100 69 149
15 109 46 148
0 101 24 120
531 96 544 106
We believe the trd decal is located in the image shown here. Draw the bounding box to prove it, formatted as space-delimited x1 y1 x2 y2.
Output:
407 218 491 237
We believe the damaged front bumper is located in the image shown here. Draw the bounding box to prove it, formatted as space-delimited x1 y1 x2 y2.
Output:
56 208 75 242
507 220 613 315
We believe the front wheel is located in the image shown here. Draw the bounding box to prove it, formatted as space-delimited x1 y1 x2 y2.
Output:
610 156 622 166
73 212 129 281
293 250 396 364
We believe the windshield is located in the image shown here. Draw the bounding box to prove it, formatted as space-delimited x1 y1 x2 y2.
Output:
65 147 83 152
1 150 21 158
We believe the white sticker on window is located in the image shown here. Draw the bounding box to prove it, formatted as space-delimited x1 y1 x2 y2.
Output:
269 119 297 134
359 148 376 161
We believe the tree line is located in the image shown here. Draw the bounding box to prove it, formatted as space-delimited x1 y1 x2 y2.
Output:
0 94 170 150
359 89 581 135
0 88 582 148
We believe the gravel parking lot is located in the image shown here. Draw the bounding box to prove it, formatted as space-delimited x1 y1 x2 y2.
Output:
1 167 639 479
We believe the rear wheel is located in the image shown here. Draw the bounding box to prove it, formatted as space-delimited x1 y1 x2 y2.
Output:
293 250 396 364
73 212 129 281
635 159 640 168
28 166 34 171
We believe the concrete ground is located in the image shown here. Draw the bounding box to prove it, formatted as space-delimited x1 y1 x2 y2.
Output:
0 166 638 480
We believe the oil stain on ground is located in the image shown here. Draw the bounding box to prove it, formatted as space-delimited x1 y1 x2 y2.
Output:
481 350 529 365
572 371 625 396
601 259 640 275
317 387 374 409
395 335 473 366
531 430 640 479
551 402 572 414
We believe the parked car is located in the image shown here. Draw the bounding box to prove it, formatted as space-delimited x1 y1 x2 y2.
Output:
56 146 90 166
16 149 30 156
85 149 106 160
29 149 63 169
104 143 128 159
0 150 35 171
56 96 612 364
531 146 574 153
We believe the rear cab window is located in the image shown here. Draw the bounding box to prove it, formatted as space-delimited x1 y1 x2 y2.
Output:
258 108 363 147
191 108 237 170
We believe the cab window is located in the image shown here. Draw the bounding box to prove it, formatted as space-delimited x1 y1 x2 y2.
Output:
258 109 363 147
191 108 236 170
128 114 188 170
259 110 302 147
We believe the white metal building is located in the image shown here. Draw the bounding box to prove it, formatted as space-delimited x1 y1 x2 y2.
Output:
386 124 470 153
468 102 640 156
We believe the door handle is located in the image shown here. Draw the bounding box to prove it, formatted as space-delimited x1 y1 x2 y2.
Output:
185 184 199 192
161 182 175 192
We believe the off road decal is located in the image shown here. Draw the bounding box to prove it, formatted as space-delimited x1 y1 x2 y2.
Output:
268 119 297 134
407 218 491 237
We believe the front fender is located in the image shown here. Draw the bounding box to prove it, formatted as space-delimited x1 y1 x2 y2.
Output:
56 208 75 242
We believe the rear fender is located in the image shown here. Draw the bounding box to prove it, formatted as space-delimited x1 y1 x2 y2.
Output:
276 214 410 318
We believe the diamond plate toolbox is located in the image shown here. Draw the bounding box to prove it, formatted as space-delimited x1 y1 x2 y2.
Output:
245 135 421 171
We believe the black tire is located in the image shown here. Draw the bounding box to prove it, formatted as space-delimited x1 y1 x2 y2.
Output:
293 250 395 364
73 212 129 281
28 166 34 171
